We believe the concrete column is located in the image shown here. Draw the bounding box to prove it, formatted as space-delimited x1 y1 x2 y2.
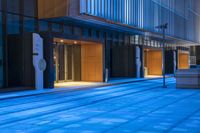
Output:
136 46 141 78
55 45 59 82
173 50 177 74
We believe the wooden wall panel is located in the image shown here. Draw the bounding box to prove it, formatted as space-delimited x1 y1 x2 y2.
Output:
81 43 103 82
147 50 162 75
38 0 68 19
72 45 81 81
179 53 189 69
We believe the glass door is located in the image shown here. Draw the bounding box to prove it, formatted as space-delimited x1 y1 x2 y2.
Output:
54 44 81 82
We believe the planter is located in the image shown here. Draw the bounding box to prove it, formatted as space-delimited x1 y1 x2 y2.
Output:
176 69 200 88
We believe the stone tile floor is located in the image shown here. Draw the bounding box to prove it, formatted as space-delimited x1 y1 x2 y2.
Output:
0 78 199 133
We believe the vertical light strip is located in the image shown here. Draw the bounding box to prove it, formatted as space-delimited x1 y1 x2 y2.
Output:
141 0 144 28
130 0 133 25
91 0 94 15
134 0 136 25
125 0 127 24
101 0 104 17
80 0 86 13
121 0 125 24
139 0 141 27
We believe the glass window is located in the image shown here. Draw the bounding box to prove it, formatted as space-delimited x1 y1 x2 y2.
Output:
24 17 35 32
7 0 20 13
7 14 20 34
64 25 73 34
0 0 2 10
39 20 48 32
52 23 61 33
0 12 3 87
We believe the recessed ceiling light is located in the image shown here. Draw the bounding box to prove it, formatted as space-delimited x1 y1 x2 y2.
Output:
60 40 64 43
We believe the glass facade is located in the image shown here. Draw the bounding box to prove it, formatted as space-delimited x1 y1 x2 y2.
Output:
0 0 3 87
0 0 38 88
80 0 200 43
0 11 2 87
0 0 99 88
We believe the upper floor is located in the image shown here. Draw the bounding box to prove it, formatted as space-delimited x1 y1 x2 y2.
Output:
37 0 200 44
79 0 200 44
0 0 200 44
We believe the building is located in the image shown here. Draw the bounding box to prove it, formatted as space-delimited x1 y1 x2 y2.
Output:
0 0 200 89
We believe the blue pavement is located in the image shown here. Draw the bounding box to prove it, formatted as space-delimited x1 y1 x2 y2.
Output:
0 78 200 133
0 77 160 100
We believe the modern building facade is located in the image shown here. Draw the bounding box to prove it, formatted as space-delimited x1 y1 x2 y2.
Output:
0 0 200 89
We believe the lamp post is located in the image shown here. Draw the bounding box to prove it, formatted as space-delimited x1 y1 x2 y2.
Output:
156 23 168 88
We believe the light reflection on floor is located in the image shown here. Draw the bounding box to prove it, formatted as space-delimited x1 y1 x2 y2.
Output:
54 76 168 89
54 82 107 89
146 74 174 78
146 75 163 78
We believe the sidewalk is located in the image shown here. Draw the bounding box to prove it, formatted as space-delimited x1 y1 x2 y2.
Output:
0 76 171 100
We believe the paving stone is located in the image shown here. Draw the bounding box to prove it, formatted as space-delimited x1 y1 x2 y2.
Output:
0 78 199 132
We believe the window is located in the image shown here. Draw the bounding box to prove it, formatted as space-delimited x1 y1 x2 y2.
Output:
39 20 48 32
7 14 20 34
52 23 61 33
0 12 3 87
24 17 35 32
7 0 20 13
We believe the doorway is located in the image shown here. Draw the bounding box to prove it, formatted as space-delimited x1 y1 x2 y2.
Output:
53 38 103 83
178 52 189 69
144 49 162 77
54 44 81 82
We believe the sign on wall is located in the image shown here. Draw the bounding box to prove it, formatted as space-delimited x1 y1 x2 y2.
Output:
33 33 46 89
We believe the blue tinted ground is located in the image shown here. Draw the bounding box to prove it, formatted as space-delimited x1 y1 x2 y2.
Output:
0 78 199 133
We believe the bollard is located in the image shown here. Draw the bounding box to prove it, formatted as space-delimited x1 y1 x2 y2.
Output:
105 68 109 83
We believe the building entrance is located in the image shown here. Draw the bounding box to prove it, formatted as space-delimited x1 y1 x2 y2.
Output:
54 44 81 82
54 38 103 83
144 49 162 76
178 51 189 69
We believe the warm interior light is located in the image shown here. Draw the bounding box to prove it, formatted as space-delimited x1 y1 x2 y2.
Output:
60 40 64 43
74 41 77 44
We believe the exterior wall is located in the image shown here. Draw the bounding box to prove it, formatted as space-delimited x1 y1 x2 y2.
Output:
146 50 162 75
165 50 175 74
80 0 200 44
195 46 200 65
178 51 190 69
0 0 196 89
188 0 200 43
81 42 103 82
0 0 38 88
0 0 139 88
38 0 80 18
38 0 68 18
110 44 136 78
0 10 3 87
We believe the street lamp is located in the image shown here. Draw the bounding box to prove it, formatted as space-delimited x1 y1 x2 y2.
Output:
156 23 168 88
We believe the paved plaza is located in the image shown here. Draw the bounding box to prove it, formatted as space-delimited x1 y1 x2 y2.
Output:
0 78 200 133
